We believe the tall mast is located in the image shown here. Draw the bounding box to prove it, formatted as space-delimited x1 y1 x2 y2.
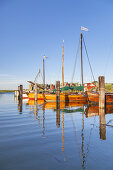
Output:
81 33 83 85
62 40 64 86
43 56 45 92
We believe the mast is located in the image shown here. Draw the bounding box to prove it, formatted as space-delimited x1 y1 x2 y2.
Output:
43 57 45 93
81 33 83 85
62 40 64 86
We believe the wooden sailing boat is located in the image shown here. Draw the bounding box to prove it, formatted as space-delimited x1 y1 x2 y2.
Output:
28 36 87 102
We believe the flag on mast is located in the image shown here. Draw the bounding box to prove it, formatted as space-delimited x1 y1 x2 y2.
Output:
81 26 89 31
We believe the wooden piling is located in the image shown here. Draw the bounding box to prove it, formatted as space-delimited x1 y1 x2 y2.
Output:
18 85 23 100
56 81 60 108
35 83 37 101
99 76 105 109
18 85 23 113
18 86 20 100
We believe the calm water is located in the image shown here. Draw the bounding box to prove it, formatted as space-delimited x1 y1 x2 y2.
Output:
0 93 113 170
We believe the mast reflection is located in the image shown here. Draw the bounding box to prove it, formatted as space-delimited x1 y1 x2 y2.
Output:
62 111 64 152
81 111 86 169
42 102 45 137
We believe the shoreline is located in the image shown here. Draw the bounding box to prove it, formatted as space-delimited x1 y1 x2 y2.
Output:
0 90 15 93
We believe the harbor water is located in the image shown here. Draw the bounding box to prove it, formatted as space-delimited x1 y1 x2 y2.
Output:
0 93 113 170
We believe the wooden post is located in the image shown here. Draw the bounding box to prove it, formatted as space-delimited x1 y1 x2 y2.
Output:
18 85 23 100
18 86 20 100
56 81 60 108
99 76 105 109
18 85 23 113
35 83 37 101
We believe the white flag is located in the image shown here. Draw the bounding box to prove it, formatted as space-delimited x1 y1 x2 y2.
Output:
81 26 89 31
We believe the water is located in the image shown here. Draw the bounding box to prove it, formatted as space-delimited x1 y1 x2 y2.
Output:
0 93 113 170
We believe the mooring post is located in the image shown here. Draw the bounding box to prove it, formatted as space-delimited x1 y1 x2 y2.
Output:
18 85 23 113
35 83 37 101
18 85 23 100
18 86 20 100
56 81 60 108
99 76 105 109
20 85 23 99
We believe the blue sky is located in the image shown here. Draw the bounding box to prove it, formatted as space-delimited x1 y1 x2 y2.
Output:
0 0 113 89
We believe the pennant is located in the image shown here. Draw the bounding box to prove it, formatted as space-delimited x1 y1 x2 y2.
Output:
81 26 89 31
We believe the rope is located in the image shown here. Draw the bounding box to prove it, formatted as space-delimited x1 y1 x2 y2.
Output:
71 38 81 83
82 36 95 82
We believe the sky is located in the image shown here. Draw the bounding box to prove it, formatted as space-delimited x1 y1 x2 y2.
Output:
0 0 113 90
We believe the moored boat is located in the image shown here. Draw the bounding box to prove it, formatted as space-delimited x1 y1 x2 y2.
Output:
28 92 87 102
87 91 113 103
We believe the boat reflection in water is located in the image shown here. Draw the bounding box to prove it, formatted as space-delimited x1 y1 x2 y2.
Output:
22 99 113 169
85 104 113 140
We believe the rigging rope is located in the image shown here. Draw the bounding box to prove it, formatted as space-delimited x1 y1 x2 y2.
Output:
82 36 95 82
71 38 81 83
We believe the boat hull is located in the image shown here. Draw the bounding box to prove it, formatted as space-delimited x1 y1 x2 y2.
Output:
28 93 87 102
87 92 113 103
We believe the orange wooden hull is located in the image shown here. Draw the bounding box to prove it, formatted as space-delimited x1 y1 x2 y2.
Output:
87 92 113 103
68 94 87 101
28 93 44 100
28 93 87 102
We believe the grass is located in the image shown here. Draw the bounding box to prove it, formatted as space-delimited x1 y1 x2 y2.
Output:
105 84 113 93
0 90 15 93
